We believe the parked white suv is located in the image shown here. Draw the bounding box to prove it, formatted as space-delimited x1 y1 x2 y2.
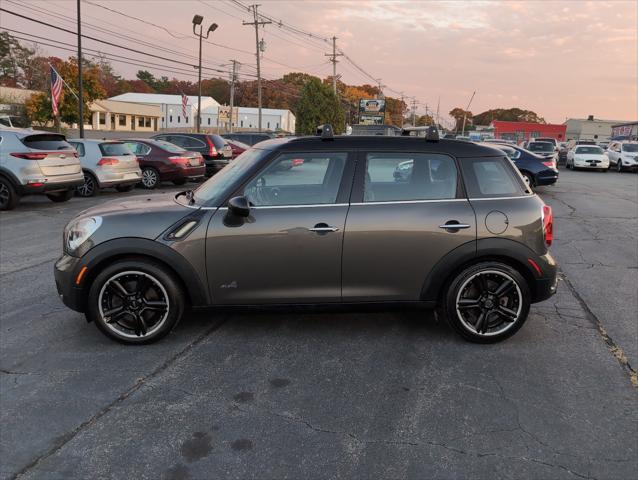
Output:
0 129 84 210
69 139 141 197
606 141 638 172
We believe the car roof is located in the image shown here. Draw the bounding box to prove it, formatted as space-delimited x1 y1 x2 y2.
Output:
252 135 507 157
68 138 127 144
0 128 56 137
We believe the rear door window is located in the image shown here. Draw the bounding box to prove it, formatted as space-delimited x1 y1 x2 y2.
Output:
99 142 133 156
363 153 458 202
21 134 72 151
124 142 151 155
460 157 527 198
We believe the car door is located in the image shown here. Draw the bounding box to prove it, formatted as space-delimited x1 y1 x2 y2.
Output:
342 151 476 301
205 150 354 304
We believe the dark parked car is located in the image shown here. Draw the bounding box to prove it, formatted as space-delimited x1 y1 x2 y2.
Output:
151 133 232 176
55 126 557 345
225 139 250 158
487 142 559 188
221 132 274 146
122 139 205 189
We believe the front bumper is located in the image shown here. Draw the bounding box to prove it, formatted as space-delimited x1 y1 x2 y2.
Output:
574 160 609 169
54 254 85 312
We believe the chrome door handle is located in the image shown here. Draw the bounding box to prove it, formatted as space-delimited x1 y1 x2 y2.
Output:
439 223 471 230
309 224 339 232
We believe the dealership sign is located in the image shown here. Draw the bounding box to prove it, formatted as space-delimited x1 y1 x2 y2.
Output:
359 99 386 125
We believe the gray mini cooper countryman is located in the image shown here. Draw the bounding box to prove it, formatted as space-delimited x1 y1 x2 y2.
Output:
55 126 557 344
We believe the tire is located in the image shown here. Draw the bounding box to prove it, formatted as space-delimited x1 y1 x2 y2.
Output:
141 167 160 189
0 177 19 211
76 171 99 197
521 172 534 189
617 160 623 173
86 259 185 344
443 261 531 343
172 178 187 186
115 184 135 192
46 189 74 203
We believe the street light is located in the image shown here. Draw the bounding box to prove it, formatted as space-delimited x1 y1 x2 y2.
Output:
192 15 218 133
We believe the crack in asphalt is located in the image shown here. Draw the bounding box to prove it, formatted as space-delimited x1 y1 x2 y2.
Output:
233 404 602 480
9 317 229 480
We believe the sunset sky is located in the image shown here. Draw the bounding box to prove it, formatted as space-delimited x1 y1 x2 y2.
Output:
3 0 637 125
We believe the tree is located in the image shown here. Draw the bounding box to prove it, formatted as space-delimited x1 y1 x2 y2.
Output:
24 57 105 126
449 107 473 132
282 72 320 88
385 96 407 126
0 32 36 87
136 70 170 92
295 78 344 135
473 108 546 125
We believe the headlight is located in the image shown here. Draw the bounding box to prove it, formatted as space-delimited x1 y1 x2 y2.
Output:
64 216 102 254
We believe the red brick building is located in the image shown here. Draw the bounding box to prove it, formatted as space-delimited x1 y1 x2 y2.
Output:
490 121 567 143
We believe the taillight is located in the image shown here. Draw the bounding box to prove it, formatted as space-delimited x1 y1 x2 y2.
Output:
542 161 555 168
168 156 190 165
542 204 553 247
97 157 119 166
206 137 217 157
10 152 48 160
292 159 304 167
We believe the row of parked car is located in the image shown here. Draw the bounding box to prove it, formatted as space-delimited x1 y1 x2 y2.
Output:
0 128 273 210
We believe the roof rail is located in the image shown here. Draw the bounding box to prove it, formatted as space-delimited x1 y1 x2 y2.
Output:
316 124 334 141
401 125 439 142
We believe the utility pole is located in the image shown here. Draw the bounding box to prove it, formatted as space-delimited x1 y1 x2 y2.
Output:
325 36 342 95
229 60 239 133
411 98 418 126
76 0 84 138
436 96 440 128
461 90 476 137
400 93 405 128
243 5 270 132
192 15 218 133
375 79 385 99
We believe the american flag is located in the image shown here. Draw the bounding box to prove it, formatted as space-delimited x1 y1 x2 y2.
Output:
50 65 63 116
181 93 188 120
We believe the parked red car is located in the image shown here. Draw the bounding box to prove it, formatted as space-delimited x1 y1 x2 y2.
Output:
122 138 205 189
225 139 250 159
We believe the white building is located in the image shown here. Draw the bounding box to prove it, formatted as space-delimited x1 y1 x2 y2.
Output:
108 93 220 130
564 116 629 141
108 92 295 133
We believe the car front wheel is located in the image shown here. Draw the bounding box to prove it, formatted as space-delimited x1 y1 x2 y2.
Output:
444 262 531 343
86 260 185 344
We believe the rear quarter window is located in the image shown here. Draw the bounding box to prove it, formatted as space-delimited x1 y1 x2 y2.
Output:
460 156 527 198
209 135 227 149
70 142 85 156
21 134 72 151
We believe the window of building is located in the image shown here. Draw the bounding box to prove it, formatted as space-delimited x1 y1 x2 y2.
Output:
267 121 270 129
241 120 244 127
364 153 458 202
169 115 173 123
177 116 181 124
145 117 151 128
208 118 211 125
138 117 144 127
276 122 279 129
119 115 126 126
99 112 106 125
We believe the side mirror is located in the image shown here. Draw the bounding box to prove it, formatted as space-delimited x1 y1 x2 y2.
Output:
228 196 250 217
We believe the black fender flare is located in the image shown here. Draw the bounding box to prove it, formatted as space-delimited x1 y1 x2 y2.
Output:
77 237 209 308
421 238 552 303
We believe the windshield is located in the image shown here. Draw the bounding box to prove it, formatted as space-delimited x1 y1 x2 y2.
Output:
193 148 270 205
155 140 186 153
528 142 554 152
575 146 604 154
622 144 638 152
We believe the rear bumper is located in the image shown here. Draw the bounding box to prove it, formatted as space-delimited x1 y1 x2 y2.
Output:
531 251 558 303
159 165 206 181
203 156 231 175
97 169 142 187
17 176 84 195
535 170 559 186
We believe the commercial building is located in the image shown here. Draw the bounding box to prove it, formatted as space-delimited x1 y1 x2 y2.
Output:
89 99 161 132
610 121 638 140
490 121 567 143
108 92 295 133
563 116 628 141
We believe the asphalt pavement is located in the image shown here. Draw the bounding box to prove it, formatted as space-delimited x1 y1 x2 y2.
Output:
1 171 636 480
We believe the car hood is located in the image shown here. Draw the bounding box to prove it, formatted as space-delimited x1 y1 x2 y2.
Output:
574 154 606 160
75 192 195 242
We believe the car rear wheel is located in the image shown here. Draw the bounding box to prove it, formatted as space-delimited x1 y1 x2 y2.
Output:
141 167 160 189
0 178 18 211
86 260 184 344
77 172 99 197
444 262 531 343
521 172 534 188
46 190 74 203
115 184 135 192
